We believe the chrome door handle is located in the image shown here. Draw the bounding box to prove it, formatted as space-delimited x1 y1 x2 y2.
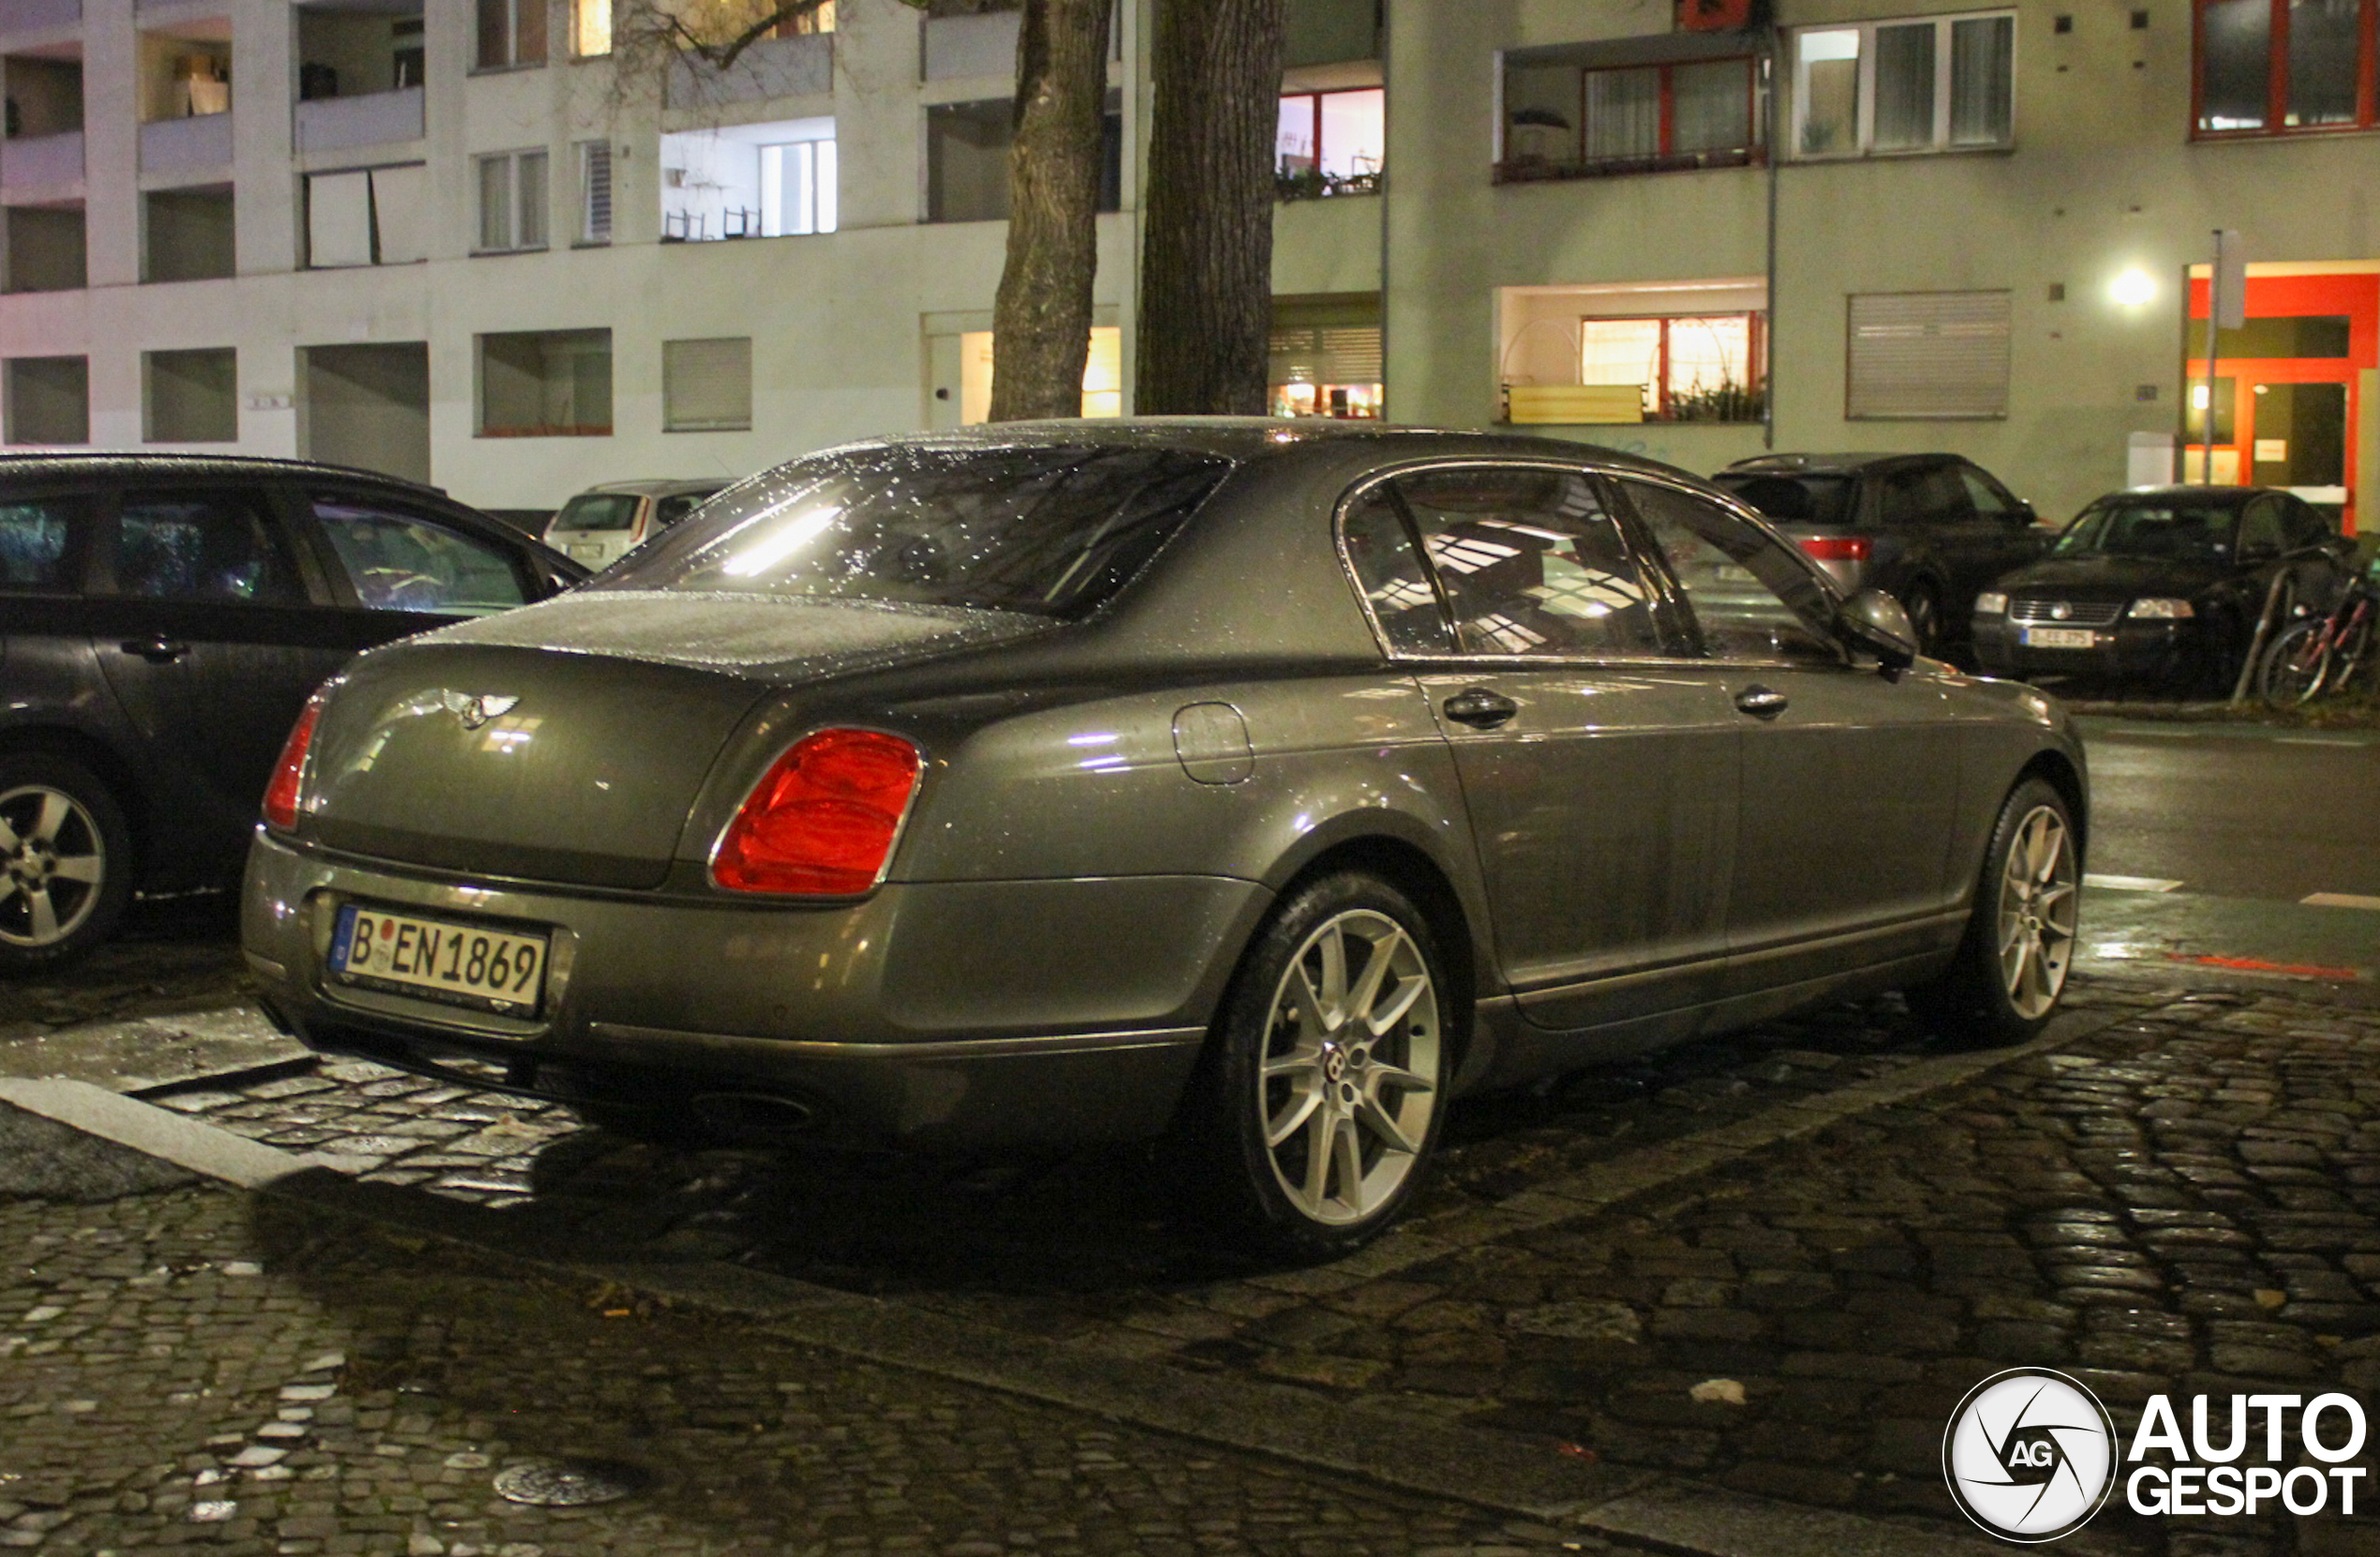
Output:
1733 685 1789 719
120 636 191 663
1442 688 1519 729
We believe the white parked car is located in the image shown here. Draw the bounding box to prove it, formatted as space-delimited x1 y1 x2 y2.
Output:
543 479 728 570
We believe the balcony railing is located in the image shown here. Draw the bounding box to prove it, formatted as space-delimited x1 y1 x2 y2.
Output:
0 128 82 188
295 85 424 154
665 32 831 110
138 111 231 175
0 0 81 32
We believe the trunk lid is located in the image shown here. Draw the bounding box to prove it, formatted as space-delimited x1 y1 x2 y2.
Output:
302 593 1048 888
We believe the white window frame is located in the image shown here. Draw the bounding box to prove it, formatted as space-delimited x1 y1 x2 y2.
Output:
475 148 549 254
1791 9 2016 160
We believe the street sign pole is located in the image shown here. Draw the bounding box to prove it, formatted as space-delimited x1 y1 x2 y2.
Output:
2205 229 2245 485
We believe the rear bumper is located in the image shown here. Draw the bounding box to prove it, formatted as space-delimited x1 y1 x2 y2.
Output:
242 829 1264 1149
1971 615 2216 688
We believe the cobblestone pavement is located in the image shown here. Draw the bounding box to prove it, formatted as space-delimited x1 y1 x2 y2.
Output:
133 972 2380 1555
0 1169 1632 1557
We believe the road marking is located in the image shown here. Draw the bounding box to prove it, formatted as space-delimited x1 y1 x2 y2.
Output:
2302 892 2380 911
2086 873 2184 892
2274 735 2374 748
2166 952 2367 981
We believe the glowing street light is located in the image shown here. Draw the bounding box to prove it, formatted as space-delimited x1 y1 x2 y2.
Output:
2110 268 2157 307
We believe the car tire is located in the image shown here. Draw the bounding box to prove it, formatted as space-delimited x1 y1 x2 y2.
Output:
0 753 134 975
1906 778 2079 1048
1174 870 1450 1262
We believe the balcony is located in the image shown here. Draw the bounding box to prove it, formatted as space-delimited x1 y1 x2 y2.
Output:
0 0 80 33
295 84 423 154
665 31 830 111
0 127 81 189
923 9 1017 79
139 111 231 176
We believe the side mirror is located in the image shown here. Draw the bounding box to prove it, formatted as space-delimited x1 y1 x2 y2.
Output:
1838 587 1920 675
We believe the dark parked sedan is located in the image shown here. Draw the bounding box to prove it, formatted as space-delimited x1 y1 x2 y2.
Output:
243 423 2087 1255
1971 485 2352 692
0 454 583 970
1713 452 2049 658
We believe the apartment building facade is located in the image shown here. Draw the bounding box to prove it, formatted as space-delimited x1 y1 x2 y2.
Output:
0 0 2370 529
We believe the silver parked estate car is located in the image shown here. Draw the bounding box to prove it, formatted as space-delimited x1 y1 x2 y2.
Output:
243 423 2088 1257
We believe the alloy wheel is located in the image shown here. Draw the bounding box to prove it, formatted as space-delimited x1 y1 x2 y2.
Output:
0 782 107 948
1995 805 2076 1020
1256 908 1440 1226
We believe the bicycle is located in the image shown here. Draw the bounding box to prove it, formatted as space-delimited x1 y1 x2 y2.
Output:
2258 568 2380 708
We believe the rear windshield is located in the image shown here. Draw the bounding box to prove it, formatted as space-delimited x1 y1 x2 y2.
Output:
553 494 642 533
2055 501 2238 561
596 445 1233 618
1712 472 1857 527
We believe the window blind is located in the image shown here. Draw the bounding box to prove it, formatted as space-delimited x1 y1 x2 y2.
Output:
1846 289 2010 419
579 141 613 243
369 164 425 263
663 336 752 432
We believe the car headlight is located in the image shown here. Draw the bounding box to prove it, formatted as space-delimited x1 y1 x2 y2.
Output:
1975 591 2008 615
2127 598 2196 619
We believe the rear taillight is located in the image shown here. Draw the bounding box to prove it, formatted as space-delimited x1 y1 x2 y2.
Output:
712 729 923 896
1798 535 1873 562
261 692 327 833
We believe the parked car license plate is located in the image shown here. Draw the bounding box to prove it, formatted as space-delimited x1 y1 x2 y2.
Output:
2022 627 2098 650
565 541 605 561
328 903 547 1016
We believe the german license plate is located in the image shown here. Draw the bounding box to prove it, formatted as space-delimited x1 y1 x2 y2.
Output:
329 903 547 1016
565 541 606 561
2022 627 2098 650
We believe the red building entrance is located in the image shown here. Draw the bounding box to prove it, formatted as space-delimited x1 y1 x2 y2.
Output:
2184 266 2377 535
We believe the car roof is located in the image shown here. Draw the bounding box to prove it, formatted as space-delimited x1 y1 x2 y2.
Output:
572 479 731 498
0 450 457 500
2095 484 2280 509
1718 452 1951 477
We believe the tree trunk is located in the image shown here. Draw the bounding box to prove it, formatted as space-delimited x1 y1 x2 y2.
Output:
988 0 1114 422
1136 0 1285 416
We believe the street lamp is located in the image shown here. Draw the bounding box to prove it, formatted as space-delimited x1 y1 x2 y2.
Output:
2110 268 2156 307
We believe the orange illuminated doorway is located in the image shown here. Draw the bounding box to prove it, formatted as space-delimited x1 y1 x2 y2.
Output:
2184 268 2377 535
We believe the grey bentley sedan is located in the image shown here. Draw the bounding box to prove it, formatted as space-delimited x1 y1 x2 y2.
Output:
242 422 2086 1257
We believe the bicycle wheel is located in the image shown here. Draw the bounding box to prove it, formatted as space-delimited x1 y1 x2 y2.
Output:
2329 605 2377 696
2258 616 2331 708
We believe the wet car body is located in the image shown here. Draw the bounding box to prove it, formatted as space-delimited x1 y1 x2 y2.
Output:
1972 485 2351 690
243 423 2087 1251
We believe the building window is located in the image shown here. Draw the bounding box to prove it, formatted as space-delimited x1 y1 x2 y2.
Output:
2196 0 2377 135
305 166 425 267
143 346 238 443
1275 86 1383 200
478 328 611 437
476 149 548 252
1495 280 1767 425
477 0 546 70
660 119 834 241
4 356 89 445
1846 289 2012 419
955 328 1120 423
1271 293 1382 418
928 96 1121 222
577 140 613 243
663 337 753 432
1792 12 2014 156
1500 54 1760 181
1579 313 1765 421
573 0 609 56
3 207 87 294
142 186 234 282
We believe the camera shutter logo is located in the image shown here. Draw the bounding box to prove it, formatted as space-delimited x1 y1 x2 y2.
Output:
1943 1368 2118 1542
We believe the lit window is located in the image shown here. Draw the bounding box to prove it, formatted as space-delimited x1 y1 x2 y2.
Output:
573 0 609 57
2195 0 2375 135
1580 313 1763 421
1791 11 2015 157
1276 87 1383 199
956 328 1122 423
660 120 835 241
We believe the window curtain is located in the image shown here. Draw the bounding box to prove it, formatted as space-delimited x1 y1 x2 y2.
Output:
2199 0 2272 128
1672 59 1752 153
1582 67 1660 160
2288 0 2360 125
1872 23 1937 150
1949 16 2015 144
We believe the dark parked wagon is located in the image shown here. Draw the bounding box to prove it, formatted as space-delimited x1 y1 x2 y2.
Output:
243 423 2088 1255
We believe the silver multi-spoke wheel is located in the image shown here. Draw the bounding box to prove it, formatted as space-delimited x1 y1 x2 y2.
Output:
1256 908 1440 1227
1993 804 2076 1020
0 781 107 949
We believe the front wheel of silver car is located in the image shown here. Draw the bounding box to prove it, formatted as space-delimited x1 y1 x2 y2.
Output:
1178 871 1450 1262
1908 777 2079 1046
0 753 134 974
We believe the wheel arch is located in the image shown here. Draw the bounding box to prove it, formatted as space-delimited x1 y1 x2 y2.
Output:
0 723 153 882
2015 747 2089 862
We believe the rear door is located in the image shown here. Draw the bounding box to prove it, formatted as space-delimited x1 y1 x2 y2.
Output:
1616 478 1966 1000
1367 463 1741 1031
298 485 539 649
84 482 352 867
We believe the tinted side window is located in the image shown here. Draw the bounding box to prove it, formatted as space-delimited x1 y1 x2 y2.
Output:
1340 486 1450 654
2239 497 2284 556
1395 467 1668 658
1622 481 1840 662
1956 466 2014 519
312 496 529 615
112 490 301 604
654 494 710 527
2282 498 2332 551
0 497 80 592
